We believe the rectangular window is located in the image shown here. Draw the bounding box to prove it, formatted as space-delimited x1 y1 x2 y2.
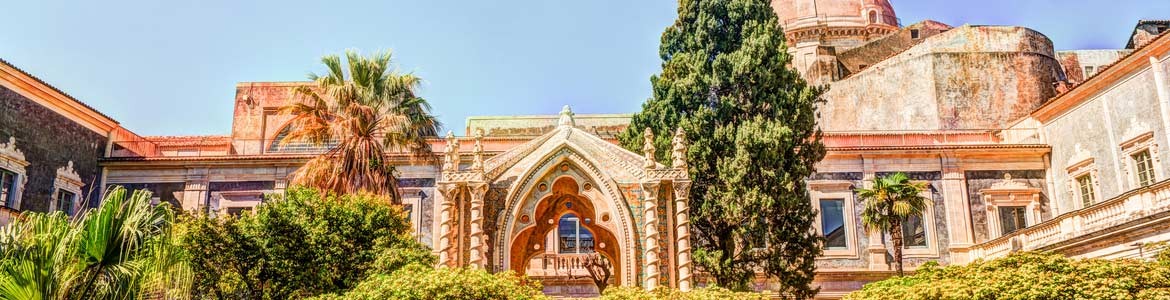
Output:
901 214 928 249
55 189 76 216
998 206 1028 235
1077 174 1096 207
1133 150 1156 187
1084 66 1096 76
557 215 595 254
0 169 15 207
820 199 847 250
910 29 921 39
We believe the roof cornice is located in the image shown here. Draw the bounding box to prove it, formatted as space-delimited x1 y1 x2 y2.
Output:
0 59 119 135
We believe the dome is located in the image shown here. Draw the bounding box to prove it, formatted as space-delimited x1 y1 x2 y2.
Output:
771 0 898 28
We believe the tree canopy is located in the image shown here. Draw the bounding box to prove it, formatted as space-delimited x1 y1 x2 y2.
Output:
617 0 825 296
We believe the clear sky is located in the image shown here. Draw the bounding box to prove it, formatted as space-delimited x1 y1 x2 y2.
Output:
2 0 1167 136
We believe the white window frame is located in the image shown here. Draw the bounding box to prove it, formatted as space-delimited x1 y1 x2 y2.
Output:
0 137 29 210
810 180 858 259
1066 154 1100 209
51 161 84 215
1120 131 1162 189
980 174 1043 239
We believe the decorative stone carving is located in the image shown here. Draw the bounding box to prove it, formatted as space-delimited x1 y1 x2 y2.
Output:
980 173 1043 239
640 181 661 290
671 128 688 170
0 137 30 210
442 131 461 176
436 183 461 267
642 128 656 169
52 161 85 213
468 182 489 268
1066 143 1092 168
558 105 575 127
471 129 485 174
672 181 694 291
1121 116 1153 144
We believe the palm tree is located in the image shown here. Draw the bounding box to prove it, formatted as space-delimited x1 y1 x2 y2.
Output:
0 186 191 300
856 172 930 276
280 50 441 203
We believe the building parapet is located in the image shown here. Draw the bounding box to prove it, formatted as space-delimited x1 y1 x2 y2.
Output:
970 178 1170 260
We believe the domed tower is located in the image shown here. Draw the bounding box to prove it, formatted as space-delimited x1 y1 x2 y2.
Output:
771 0 900 82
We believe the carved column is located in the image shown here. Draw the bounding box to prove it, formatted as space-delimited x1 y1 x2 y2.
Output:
436 183 460 267
641 181 661 290
672 181 693 291
468 182 489 268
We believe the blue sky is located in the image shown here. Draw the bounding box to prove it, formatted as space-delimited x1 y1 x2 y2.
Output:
2 0 1167 136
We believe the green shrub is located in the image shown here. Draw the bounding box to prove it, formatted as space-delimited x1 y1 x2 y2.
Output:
599 286 768 300
843 252 1170 300
181 186 433 299
310 264 548 300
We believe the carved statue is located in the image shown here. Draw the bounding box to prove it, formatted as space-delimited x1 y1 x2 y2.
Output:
643 127 656 169
671 127 688 169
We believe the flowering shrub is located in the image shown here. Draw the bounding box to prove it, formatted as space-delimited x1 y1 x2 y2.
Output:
310 264 548 300
600 286 768 300
843 252 1170 300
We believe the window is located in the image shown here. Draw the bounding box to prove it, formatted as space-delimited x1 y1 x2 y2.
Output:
901 214 927 249
557 214 594 253
868 11 878 24
1077 174 1096 207
1084 66 1096 77
1133 150 1156 187
0 169 15 207
910 29 921 39
998 206 1028 235
820 199 847 250
55 189 76 216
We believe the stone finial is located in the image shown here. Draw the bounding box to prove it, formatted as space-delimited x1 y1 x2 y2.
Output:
471 129 485 173
642 127 656 169
443 131 458 173
558 105 575 127
671 127 688 169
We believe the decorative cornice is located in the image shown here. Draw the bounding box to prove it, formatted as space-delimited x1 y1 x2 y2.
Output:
1032 33 1170 123
1066 143 1094 170
0 59 119 135
55 161 82 185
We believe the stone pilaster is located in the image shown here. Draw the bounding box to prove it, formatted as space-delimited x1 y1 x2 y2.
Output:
940 157 975 264
672 181 693 291
861 158 888 270
468 182 489 269
436 183 460 268
182 179 208 213
1151 56 1170 148
641 181 661 290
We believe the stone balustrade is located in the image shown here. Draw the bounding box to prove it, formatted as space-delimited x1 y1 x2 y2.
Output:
971 179 1170 260
525 253 611 278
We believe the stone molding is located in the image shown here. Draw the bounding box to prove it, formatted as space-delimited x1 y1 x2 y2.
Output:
0 137 29 209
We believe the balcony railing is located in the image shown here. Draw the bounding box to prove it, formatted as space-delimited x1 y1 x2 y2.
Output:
525 253 610 278
971 179 1170 260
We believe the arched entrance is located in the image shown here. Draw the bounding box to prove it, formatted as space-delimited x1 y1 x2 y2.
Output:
508 176 622 285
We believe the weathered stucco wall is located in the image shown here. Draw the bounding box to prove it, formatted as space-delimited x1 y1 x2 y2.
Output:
821 25 1062 131
1043 55 1170 214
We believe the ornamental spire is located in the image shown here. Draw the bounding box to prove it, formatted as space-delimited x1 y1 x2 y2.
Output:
643 127 656 169
558 105 575 127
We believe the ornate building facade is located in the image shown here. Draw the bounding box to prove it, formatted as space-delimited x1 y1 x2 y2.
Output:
1 1 1169 298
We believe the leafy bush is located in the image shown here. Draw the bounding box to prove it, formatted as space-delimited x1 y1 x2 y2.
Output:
181 186 433 299
599 286 768 300
310 264 548 300
0 186 191 299
843 252 1170 300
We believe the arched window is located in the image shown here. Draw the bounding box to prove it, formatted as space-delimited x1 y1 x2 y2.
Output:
868 11 878 24
267 125 338 153
557 213 595 253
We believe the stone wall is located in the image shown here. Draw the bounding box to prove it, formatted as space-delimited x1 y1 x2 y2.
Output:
835 20 953 77
1043 55 1170 213
821 25 1062 131
0 85 107 211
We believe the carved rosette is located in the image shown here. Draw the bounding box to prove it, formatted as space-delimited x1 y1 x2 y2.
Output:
640 181 661 290
436 183 460 267
468 182 489 268
672 181 693 291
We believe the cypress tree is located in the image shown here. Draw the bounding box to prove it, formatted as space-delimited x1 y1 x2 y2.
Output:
618 0 826 297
